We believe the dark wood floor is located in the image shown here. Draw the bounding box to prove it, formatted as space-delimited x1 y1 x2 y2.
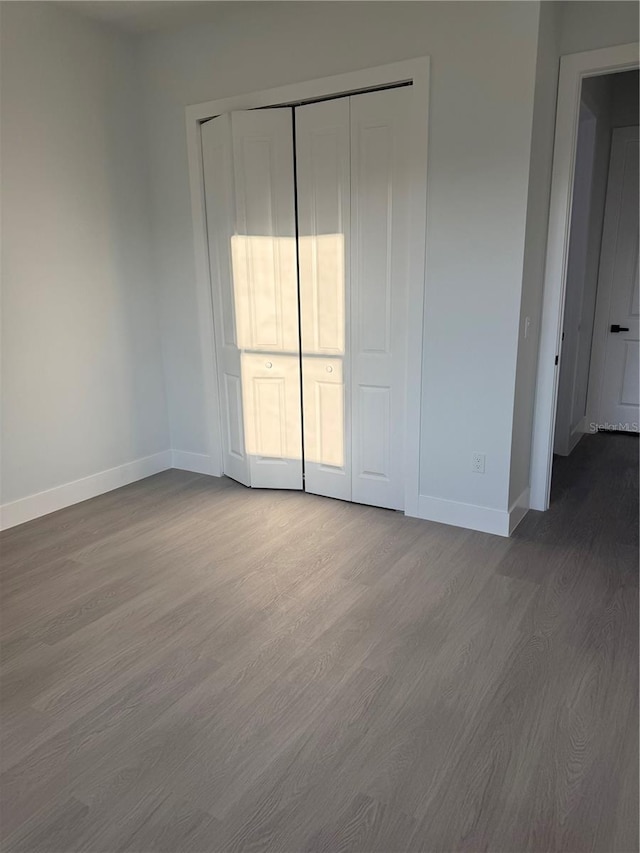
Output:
1 433 637 852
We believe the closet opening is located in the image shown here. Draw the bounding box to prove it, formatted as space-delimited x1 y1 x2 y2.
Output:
186 59 429 518
202 85 414 510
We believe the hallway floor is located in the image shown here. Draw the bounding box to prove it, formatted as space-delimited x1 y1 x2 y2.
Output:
1 433 637 852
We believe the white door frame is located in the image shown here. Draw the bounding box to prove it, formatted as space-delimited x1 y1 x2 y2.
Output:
529 43 638 511
185 58 430 516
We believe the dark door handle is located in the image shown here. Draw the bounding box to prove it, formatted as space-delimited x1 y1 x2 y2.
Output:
610 324 630 333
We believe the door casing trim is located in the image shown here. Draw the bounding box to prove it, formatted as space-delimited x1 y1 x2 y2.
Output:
529 42 638 511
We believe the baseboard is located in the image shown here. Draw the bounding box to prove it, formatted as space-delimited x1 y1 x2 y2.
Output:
508 486 530 535
1 453 526 536
0 451 172 531
418 492 530 537
171 450 220 476
417 494 510 537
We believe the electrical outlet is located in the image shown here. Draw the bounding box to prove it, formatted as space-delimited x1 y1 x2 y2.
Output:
472 452 485 474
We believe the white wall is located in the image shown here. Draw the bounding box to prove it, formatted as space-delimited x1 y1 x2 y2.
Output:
1 2 169 518
559 1 639 55
509 0 562 509
141 0 543 521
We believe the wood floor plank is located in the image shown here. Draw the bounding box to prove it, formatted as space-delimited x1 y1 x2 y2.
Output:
0 433 637 852
304 793 417 853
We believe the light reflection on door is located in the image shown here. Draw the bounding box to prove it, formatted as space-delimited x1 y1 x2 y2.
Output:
230 233 346 468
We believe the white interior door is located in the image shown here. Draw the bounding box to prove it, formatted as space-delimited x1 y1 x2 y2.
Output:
296 98 351 501
350 87 412 510
554 104 597 456
592 125 639 432
202 109 303 489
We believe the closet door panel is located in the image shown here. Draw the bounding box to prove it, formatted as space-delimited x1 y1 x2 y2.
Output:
202 114 251 486
231 111 300 355
296 99 351 501
231 110 303 489
203 110 302 490
350 87 411 510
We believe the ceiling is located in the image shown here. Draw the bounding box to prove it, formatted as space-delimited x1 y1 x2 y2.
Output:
57 1 236 35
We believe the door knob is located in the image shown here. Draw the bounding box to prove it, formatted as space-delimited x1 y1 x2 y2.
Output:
326 365 333 373
265 361 272 368
610 324 630 333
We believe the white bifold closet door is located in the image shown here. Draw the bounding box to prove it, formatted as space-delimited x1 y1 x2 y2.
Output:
202 86 412 509
349 87 411 510
202 109 303 490
296 98 352 501
296 87 411 509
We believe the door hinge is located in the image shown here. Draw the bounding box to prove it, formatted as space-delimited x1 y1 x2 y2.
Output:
555 355 559 365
